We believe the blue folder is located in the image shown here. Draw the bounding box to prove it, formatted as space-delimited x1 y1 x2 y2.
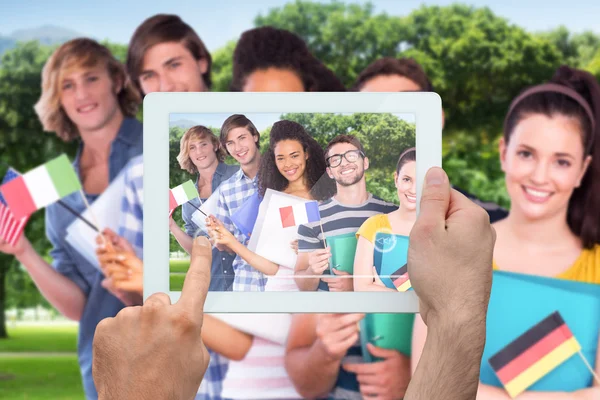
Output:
373 232 410 289
480 271 600 392
230 192 262 239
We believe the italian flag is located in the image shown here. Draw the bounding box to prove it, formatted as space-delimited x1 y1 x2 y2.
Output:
169 180 199 212
0 154 81 220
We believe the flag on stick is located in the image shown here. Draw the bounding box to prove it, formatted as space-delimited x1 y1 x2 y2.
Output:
279 201 320 228
390 263 411 292
0 168 29 246
0 155 81 219
489 311 582 398
169 180 199 213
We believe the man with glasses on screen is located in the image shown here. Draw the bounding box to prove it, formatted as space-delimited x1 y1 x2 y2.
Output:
92 167 496 400
290 134 409 399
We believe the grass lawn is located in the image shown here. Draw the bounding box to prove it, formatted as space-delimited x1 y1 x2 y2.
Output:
0 325 77 352
170 259 189 291
0 356 83 399
170 258 190 273
170 273 186 291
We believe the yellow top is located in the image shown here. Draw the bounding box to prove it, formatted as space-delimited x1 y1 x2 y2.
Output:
493 244 600 284
356 213 393 243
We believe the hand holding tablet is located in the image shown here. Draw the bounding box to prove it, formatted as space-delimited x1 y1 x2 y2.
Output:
93 236 213 400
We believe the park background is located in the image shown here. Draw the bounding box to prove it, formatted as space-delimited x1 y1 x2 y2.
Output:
1 0 600 398
168 112 416 289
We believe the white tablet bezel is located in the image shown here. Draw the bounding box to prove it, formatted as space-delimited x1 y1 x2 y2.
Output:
143 92 442 313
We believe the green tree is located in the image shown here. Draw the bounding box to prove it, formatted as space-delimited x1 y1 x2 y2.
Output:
0 41 77 337
100 41 128 63
279 112 415 202
211 40 236 92
586 50 600 80
398 4 563 137
255 1 404 86
539 27 600 69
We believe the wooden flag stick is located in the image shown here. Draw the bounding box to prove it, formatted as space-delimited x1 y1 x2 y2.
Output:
188 201 207 217
319 221 327 249
577 349 600 384
78 189 107 247
57 200 97 233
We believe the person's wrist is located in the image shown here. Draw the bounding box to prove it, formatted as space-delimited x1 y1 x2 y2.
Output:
15 238 32 261
427 310 487 352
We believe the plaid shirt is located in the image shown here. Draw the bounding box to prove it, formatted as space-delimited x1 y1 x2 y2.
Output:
215 168 267 291
116 155 227 400
118 155 144 259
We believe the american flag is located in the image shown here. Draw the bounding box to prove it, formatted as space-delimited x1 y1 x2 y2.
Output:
0 168 29 247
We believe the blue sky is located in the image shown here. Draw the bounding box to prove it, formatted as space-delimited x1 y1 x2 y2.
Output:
2 0 599 51
170 112 414 131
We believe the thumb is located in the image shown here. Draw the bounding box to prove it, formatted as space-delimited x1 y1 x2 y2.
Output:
415 167 450 233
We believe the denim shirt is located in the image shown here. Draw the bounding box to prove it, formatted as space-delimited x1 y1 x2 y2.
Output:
44 117 143 399
182 161 238 292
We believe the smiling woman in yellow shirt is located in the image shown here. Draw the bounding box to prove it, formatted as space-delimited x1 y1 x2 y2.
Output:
412 66 600 399
353 148 416 292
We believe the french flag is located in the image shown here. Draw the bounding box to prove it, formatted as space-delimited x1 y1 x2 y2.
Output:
279 201 320 228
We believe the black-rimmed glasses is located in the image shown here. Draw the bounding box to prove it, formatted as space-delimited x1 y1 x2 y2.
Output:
326 150 365 168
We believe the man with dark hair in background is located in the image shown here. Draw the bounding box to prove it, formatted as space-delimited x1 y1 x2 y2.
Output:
355 56 508 223
126 14 212 95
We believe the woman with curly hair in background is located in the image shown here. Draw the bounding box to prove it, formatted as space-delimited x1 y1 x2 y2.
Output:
204 119 332 400
210 119 334 278
230 26 346 92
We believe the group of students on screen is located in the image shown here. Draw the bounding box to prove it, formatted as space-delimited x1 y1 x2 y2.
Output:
0 12 599 400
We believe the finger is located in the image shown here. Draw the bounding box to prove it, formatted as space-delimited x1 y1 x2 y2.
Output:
114 236 135 253
101 228 120 246
327 331 360 357
342 362 370 374
145 292 171 307
315 260 330 272
178 236 212 320
344 360 382 375
360 384 386 397
331 268 349 276
108 269 130 281
356 372 385 386
115 280 143 293
322 318 361 344
367 343 401 359
414 167 450 233
98 252 127 265
337 313 365 327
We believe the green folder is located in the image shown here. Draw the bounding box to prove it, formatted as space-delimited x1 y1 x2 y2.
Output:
360 313 416 362
327 232 358 274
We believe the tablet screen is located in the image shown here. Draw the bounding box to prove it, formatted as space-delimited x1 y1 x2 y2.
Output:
167 111 416 294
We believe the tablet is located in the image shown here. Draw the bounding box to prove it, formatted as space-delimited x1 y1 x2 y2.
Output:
143 92 442 313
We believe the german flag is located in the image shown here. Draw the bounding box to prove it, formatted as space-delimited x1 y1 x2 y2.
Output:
488 311 581 398
390 263 411 292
